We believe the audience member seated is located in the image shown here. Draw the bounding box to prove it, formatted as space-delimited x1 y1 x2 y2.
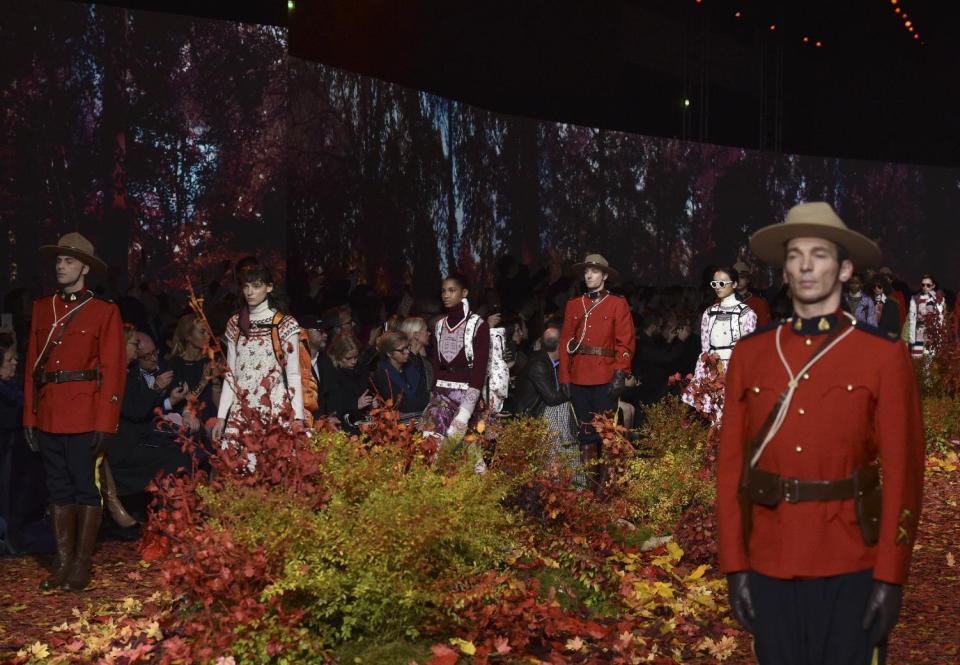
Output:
371 331 429 415
325 334 375 432
399 316 433 390
512 325 569 418
0 332 36 552
166 313 222 425
107 330 197 519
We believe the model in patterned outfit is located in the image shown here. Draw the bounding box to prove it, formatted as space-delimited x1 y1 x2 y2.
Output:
684 266 757 415
907 273 946 357
212 263 303 452
420 273 490 442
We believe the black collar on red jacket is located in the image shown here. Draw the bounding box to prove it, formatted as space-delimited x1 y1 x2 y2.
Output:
789 312 841 336
57 288 91 303
586 289 609 301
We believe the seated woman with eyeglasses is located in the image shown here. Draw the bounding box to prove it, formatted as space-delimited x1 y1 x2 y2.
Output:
370 332 429 415
326 334 376 432
682 265 756 417
166 313 222 426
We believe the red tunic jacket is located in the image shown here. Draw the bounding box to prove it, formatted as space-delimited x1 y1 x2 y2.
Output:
717 313 924 585
744 294 771 327
558 292 635 386
23 291 127 434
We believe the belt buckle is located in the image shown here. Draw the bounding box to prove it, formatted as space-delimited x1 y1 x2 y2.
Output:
782 477 801 503
52 371 63 384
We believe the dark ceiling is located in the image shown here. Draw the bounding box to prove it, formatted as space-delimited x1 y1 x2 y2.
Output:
88 0 960 167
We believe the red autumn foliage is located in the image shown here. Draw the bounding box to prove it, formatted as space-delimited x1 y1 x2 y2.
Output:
138 390 329 662
672 504 719 567
919 309 960 396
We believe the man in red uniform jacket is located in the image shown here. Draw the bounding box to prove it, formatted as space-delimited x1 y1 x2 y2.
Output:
23 233 127 592
718 203 924 665
559 254 635 489
733 261 771 326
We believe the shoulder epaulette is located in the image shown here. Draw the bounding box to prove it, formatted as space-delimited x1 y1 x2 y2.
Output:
740 320 783 341
91 293 115 304
852 321 901 343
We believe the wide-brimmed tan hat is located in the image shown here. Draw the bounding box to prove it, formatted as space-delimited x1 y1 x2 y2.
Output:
749 202 881 269
38 232 108 274
572 253 618 280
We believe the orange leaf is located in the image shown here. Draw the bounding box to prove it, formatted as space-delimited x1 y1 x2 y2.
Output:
427 643 459 665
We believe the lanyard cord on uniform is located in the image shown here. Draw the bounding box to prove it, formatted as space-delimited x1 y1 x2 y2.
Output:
32 294 94 373
749 317 856 468
566 293 607 355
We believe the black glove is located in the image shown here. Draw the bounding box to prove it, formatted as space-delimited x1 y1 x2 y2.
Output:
23 427 39 453
861 581 903 646
607 369 628 399
92 431 113 457
726 572 755 633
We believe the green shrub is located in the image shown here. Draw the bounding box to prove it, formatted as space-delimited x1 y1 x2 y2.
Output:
617 396 715 533
204 432 518 648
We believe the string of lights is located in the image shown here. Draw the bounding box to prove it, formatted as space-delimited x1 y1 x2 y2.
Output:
696 1 923 48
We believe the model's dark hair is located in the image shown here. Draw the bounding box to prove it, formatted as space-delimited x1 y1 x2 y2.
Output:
920 273 937 288
714 265 740 285
236 260 285 336
442 272 470 292
869 274 892 296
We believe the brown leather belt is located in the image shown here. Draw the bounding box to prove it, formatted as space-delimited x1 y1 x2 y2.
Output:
573 346 616 358
747 467 857 505
39 369 100 385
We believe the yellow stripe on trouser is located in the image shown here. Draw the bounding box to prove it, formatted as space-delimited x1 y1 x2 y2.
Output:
567 397 621 429
94 452 104 507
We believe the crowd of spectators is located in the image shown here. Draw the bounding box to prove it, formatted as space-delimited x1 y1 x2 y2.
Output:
0 253 957 554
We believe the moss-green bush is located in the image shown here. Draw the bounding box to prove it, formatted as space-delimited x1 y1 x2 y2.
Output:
617 396 715 533
204 432 517 649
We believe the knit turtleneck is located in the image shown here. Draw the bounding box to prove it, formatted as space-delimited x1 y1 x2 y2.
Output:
720 293 740 308
249 299 274 321
445 301 466 325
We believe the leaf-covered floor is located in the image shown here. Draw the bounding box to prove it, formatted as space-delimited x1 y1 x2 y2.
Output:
2 465 957 664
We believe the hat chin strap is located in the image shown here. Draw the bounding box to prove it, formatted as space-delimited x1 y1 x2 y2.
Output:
59 270 86 294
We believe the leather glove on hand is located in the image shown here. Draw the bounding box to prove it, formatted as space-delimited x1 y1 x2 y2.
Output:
726 572 756 633
607 369 628 399
23 427 39 453
862 581 903 646
92 431 113 457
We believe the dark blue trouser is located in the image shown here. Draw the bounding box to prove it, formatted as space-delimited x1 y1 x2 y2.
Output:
37 431 102 506
750 569 888 665
569 383 617 446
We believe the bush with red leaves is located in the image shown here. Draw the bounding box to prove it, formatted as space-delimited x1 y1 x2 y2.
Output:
672 503 719 567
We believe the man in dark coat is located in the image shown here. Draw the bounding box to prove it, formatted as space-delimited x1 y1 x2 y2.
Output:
513 325 569 418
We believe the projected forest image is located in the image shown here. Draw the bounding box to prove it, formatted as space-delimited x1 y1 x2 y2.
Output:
3 1 960 300
1 3 287 295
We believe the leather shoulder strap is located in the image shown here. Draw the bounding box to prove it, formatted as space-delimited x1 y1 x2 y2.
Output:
33 293 92 374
